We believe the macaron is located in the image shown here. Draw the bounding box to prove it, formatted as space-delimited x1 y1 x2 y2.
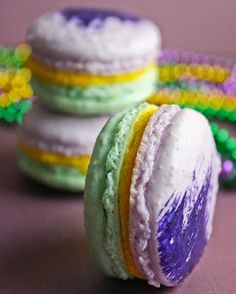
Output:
17 103 109 191
26 8 161 114
84 103 220 286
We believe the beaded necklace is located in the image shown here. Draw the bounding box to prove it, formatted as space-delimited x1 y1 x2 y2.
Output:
0 44 33 124
149 49 236 188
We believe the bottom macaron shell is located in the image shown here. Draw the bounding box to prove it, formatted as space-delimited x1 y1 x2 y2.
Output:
19 153 85 191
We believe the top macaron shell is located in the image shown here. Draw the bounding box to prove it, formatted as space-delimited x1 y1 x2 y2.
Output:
129 108 220 286
27 8 161 66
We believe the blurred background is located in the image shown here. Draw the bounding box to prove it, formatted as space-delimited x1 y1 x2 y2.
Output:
0 0 236 55
0 1 236 293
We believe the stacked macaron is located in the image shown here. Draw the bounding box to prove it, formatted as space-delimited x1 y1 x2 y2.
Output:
17 8 161 191
26 8 161 114
17 103 109 191
84 103 220 286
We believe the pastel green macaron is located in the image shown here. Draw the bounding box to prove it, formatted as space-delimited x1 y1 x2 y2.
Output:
26 8 161 114
84 102 220 287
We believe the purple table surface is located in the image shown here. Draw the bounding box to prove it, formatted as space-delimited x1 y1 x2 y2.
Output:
0 126 235 294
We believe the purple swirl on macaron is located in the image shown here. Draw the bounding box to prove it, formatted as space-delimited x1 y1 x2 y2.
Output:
61 8 141 26
158 164 212 285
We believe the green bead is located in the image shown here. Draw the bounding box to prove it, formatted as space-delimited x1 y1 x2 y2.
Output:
4 111 15 123
21 101 32 113
217 144 225 153
222 178 235 188
16 112 23 124
194 105 201 113
216 110 228 120
226 138 236 151
232 150 236 161
0 108 3 119
203 108 210 116
210 122 218 135
7 105 17 114
229 112 236 122
216 128 229 143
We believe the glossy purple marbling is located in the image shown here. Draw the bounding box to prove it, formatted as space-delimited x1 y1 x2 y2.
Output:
61 8 141 26
157 166 212 285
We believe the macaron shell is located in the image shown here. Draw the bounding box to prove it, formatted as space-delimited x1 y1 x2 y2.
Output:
118 104 157 279
84 111 126 278
147 109 220 286
32 51 157 75
19 153 86 191
84 103 155 280
27 10 161 63
18 103 110 155
129 104 181 286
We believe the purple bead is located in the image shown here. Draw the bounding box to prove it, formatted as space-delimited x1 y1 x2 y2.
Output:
202 55 210 65
230 66 236 80
181 52 191 64
221 160 234 178
172 50 180 63
192 53 200 64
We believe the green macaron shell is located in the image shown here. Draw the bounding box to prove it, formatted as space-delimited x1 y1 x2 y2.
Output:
19 153 85 191
31 69 156 115
84 103 151 279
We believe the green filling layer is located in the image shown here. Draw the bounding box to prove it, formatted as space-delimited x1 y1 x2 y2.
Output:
32 69 157 114
19 153 85 191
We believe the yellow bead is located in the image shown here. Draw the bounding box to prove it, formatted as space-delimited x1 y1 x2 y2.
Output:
178 64 186 75
15 43 32 62
197 66 204 79
173 65 181 79
0 71 9 88
211 95 223 109
189 64 197 77
207 67 214 80
18 68 31 82
11 73 27 88
160 66 170 81
0 93 9 107
8 88 21 101
20 84 33 98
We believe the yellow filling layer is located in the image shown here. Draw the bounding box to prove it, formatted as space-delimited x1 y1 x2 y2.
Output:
27 57 157 87
118 104 157 279
18 141 90 174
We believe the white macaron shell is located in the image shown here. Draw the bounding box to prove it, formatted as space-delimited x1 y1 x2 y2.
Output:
27 11 161 63
18 103 109 155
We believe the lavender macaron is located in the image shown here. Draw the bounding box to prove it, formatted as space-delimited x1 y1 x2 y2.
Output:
17 102 109 191
84 103 220 286
26 8 161 114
